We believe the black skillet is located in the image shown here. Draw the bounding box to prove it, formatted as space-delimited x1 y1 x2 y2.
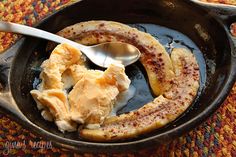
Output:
0 0 236 153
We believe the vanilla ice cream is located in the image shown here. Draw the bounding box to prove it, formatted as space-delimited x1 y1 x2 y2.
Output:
30 43 131 132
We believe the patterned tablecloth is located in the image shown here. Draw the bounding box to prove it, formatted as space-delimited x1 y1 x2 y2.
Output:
201 0 236 5
0 0 235 156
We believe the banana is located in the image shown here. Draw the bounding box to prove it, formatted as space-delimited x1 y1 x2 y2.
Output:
47 21 199 141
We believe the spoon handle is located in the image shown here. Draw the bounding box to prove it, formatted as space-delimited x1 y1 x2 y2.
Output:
0 21 87 50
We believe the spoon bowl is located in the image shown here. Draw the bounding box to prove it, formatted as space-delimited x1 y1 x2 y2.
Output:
86 42 141 67
0 21 141 68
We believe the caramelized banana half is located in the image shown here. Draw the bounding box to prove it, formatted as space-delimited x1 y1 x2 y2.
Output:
50 21 200 141
80 48 199 141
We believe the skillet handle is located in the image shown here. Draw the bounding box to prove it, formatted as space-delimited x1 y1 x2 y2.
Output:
205 3 236 78
205 4 236 81
0 38 25 91
190 1 236 56
189 1 236 82
0 38 28 122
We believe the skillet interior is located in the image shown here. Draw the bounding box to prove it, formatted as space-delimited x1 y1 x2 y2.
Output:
8 0 233 152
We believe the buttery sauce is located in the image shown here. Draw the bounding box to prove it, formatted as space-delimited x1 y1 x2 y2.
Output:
110 85 136 116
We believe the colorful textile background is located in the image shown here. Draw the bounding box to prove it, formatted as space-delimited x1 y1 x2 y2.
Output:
201 0 236 5
0 0 235 156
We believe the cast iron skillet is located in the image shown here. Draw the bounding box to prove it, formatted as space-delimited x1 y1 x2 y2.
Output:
0 0 236 153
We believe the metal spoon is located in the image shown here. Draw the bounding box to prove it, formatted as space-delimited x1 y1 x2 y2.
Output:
0 21 141 68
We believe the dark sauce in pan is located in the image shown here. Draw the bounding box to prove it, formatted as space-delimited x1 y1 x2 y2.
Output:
117 23 206 114
32 23 206 116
